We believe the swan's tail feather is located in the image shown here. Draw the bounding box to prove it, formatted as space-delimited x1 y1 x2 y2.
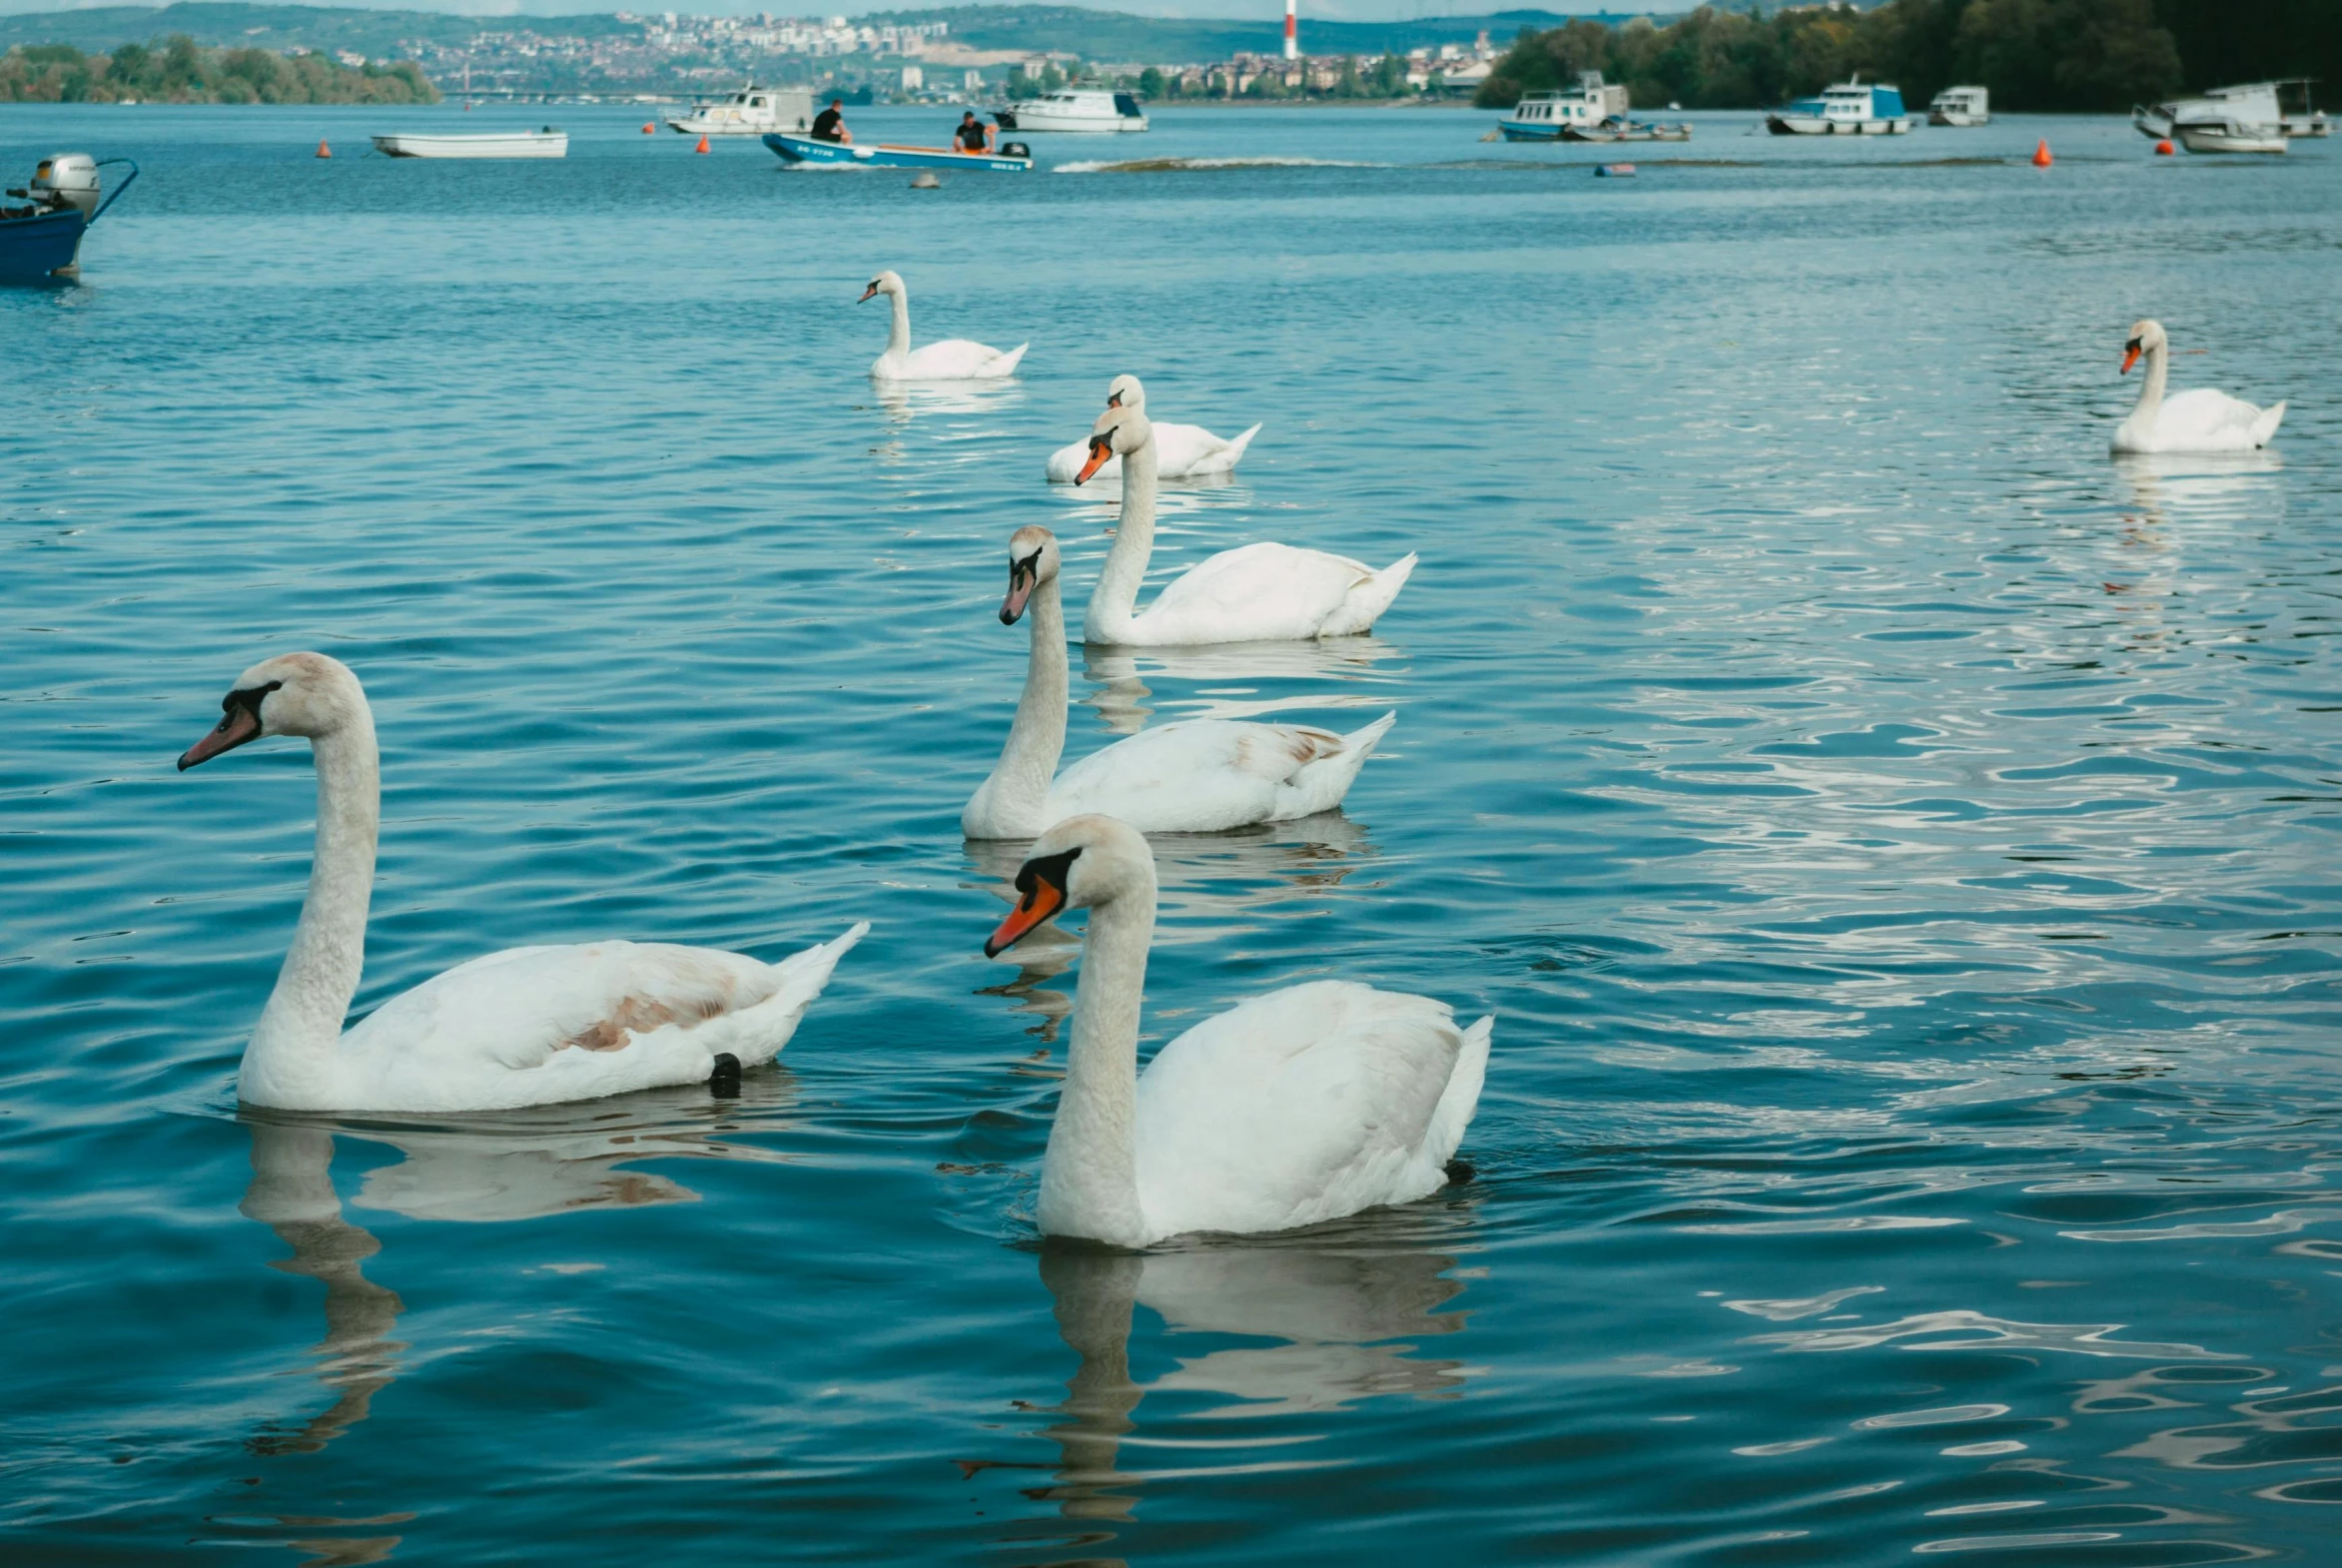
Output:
1282 710 1395 818
735 921 869 1065
1321 552 1417 637
1213 422 1263 468
1426 1015 1492 1172
2252 400 2286 447
985 343 1030 378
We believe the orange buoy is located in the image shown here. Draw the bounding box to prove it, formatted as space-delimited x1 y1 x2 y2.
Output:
316 138 332 158
2155 138 2175 156
642 121 655 134
694 134 710 154
2031 138 2052 167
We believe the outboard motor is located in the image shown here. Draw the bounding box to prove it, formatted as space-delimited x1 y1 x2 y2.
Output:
28 153 102 217
1000 140 1031 160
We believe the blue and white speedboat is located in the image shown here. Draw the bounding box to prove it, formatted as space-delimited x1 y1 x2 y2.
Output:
763 133 1032 172
1767 78 1913 136
0 152 136 285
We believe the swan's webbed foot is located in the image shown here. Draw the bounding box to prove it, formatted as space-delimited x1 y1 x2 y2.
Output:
708 1053 742 1099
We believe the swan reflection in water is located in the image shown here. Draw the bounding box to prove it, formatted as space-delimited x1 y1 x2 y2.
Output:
1081 635 1408 736
236 1074 800 1454
2102 451 2285 650
993 1227 1474 1534
965 813 1384 1043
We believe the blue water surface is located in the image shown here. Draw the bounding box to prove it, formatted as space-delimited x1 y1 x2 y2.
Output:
4 102 2340 1565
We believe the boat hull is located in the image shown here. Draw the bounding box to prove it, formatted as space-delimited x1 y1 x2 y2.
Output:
1929 109 1988 126
1767 115 1911 135
371 133 568 159
2175 124 2287 154
0 206 86 284
1497 121 1565 141
763 133 1031 172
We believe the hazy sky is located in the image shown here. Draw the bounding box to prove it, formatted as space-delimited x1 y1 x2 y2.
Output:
0 0 1618 23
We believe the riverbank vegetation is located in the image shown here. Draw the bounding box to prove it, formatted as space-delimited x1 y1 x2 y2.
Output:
1477 0 2336 115
0 35 436 103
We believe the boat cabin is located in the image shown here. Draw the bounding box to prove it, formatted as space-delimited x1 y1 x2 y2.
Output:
1507 71 1630 129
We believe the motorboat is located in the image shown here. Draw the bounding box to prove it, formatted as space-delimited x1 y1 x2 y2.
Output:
371 129 567 159
0 151 136 284
993 89 1147 133
2133 81 2288 151
1498 72 1628 141
1559 115 1691 143
1767 78 1913 135
763 133 1033 172
1928 86 1988 126
666 84 812 137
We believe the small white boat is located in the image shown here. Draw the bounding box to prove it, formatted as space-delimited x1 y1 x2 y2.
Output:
666 83 812 137
371 129 567 159
1498 71 1629 140
1768 77 1913 136
2134 81 2288 151
1928 86 1988 126
2175 120 2288 154
993 89 1147 134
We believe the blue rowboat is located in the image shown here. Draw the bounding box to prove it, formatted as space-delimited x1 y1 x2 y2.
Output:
0 156 138 286
762 132 1031 172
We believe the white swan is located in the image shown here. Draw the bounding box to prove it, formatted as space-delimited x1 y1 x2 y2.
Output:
962 527 1395 839
1076 401 1414 646
984 813 1491 1247
860 269 1027 382
178 652 867 1113
1045 375 1259 483
2112 319 2285 454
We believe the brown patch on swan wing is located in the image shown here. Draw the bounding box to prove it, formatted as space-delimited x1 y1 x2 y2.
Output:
1234 724 1345 782
559 978 746 1054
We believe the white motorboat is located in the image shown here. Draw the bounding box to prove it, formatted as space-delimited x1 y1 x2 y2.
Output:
1928 86 1988 126
1767 78 1913 136
371 129 567 159
994 89 1147 133
2175 120 2288 154
1498 71 1629 140
2133 81 2286 150
666 84 812 137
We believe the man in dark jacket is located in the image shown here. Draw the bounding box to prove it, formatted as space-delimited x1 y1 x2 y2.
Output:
810 99 851 143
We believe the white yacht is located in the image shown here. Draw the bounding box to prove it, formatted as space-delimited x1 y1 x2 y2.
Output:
994 89 1147 133
1928 86 1988 126
667 84 813 137
1767 78 1913 136
1498 71 1629 140
2134 82 2288 153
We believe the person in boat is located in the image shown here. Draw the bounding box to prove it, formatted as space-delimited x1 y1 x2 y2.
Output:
810 98 852 145
954 112 994 154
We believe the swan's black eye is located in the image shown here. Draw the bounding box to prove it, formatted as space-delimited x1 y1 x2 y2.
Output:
2124 338 2140 351
222 679 283 719
1013 846 1082 898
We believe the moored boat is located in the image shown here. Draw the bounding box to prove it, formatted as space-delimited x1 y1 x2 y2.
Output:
667 83 812 137
1929 86 1988 126
2175 120 2288 154
993 89 1147 133
371 129 567 159
1560 116 1692 144
1767 78 1913 136
763 132 1033 172
0 152 136 285
1499 71 1628 141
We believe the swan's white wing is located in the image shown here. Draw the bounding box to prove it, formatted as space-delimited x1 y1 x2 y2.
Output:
1135 981 1470 1238
889 339 1023 381
2153 389 2277 451
1049 422 1258 482
332 925 866 1112
1046 719 1345 834
1133 542 1377 644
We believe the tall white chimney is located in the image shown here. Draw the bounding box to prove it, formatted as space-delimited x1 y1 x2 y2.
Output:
1283 0 1297 61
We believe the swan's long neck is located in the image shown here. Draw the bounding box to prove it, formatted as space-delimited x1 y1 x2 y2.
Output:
2133 337 2168 425
969 575 1068 836
1083 435 1157 643
1038 887 1155 1247
241 714 379 1106
886 287 911 356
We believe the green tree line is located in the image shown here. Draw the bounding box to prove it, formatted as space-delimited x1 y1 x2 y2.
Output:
1 34 437 103
1477 0 2338 115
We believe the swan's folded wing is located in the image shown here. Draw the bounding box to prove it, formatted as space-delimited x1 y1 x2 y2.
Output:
344 941 778 1077
1136 981 1465 1237
1138 542 1376 642
1049 718 1340 831
2161 389 2268 446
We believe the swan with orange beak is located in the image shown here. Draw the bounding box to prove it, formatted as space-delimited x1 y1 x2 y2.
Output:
2112 318 2285 454
983 813 1491 1248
